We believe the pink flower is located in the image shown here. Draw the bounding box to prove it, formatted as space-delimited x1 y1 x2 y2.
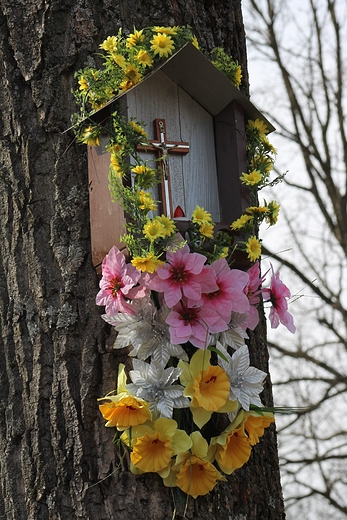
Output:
243 262 266 330
166 301 228 349
149 243 218 308
263 266 296 333
96 246 144 317
197 258 250 320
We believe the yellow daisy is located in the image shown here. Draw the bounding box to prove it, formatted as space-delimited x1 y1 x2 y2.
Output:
199 222 214 238
240 169 263 186
246 205 270 216
150 33 175 58
135 49 153 68
191 36 199 49
81 126 100 147
262 137 277 154
78 76 88 91
230 214 253 230
266 200 280 226
126 29 144 48
250 155 274 173
131 164 155 177
152 26 178 35
124 63 142 83
110 153 123 176
131 253 163 273
99 35 118 53
143 220 166 242
128 120 148 138
191 205 213 225
246 118 269 140
112 54 126 68
154 215 176 237
234 65 242 87
137 190 157 212
245 236 261 262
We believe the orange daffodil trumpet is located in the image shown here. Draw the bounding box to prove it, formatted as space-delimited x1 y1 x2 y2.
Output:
163 431 226 498
72 24 295 501
178 349 238 428
127 418 192 477
210 409 275 474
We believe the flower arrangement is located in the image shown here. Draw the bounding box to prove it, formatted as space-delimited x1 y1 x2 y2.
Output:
72 26 296 499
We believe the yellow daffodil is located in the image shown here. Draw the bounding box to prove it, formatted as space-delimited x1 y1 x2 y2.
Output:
98 365 150 430
210 411 252 474
99 395 151 430
240 169 263 186
150 33 175 58
131 253 163 273
143 220 166 242
163 431 226 498
176 455 223 497
130 418 192 476
230 214 253 231
179 349 237 428
191 205 213 225
243 410 274 446
131 433 173 473
245 236 261 262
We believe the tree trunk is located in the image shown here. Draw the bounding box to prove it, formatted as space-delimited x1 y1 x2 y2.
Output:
0 1 284 518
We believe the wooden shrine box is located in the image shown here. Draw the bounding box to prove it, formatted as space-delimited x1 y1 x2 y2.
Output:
88 43 274 267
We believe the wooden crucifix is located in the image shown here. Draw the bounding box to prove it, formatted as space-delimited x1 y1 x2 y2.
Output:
138 118 189 217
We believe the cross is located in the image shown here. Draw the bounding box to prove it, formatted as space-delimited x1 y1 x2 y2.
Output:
137 118 190 217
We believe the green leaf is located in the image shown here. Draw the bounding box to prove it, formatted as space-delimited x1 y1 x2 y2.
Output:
207 345 229 362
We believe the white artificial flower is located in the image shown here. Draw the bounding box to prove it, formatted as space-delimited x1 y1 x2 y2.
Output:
103 298 188 365
216 342 267 410
218 312 249 350
126 359 190 419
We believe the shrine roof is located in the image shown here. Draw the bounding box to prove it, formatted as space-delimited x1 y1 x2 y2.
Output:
88 43 275 132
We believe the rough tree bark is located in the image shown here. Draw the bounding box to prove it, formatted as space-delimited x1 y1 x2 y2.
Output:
0 1 284 519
